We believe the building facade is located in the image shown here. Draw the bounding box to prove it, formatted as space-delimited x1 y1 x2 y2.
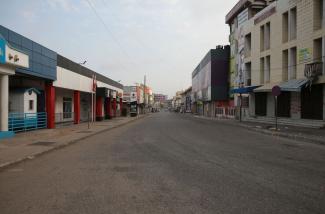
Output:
227 0 325 125
192 46 230 117
0 25 123 138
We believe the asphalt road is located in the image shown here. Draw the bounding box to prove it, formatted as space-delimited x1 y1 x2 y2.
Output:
0 112 325 214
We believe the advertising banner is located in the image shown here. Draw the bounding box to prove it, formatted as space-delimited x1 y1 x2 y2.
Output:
192 62 211 101
0 38 6 64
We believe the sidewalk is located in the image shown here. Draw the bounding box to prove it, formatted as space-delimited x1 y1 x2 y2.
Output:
0 115 147 169
193 115 325 145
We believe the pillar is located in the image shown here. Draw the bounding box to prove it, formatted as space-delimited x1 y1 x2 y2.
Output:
106 97 111 119
113 98 117 117
96 96 103 121
0 75 9 131
45 83 55 129
74 91 80 124
120 98 123 116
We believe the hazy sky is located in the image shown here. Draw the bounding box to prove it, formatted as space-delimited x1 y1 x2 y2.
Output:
1 0 237 97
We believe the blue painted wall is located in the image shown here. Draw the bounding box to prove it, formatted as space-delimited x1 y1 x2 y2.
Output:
0 25 57 80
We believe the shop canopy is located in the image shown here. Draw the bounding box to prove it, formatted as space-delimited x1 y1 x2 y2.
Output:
278 79 309 92
253 79 309 93
231 86 260 94
253 82 281 92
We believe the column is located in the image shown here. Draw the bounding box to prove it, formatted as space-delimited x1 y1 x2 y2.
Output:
120 98 123 116
107 97 112 119
113 98 117 117
96 96 103 121
74 91 80 124
45 83 55 129
0 75 9 131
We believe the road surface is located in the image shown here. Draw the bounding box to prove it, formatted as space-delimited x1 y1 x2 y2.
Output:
0 112 324 214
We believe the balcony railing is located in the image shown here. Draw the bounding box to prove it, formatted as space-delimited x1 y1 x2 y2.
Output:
304 62 323 87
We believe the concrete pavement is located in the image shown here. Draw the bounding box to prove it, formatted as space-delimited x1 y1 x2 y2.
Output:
0 112 324 214
0 115 146 169
193 115 325 145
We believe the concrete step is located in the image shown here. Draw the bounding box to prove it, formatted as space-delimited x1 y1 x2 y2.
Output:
243 117 325 128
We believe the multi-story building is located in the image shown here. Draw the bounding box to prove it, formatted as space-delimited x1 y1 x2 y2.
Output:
180 87 192 113
192 46 230 117
227 0 325 125
226 0 274 108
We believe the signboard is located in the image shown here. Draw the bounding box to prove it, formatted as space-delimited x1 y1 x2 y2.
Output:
272 86 281 97
0 38 6 64
299 48 312 63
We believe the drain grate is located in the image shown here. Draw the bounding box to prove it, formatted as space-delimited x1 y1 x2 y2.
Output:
77 131 93 133
32 141 57 146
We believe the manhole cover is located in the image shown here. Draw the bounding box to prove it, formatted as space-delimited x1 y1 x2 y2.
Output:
77 131 93 133
32 141 57 146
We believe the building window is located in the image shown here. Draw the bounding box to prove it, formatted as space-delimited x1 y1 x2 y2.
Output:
245 33 252 58
282 49 289 81
260 25 265 51
260 57 265 84
29 100 34 111
265 55 271 83
245 62 252 86
313 38 324 74
314 0 323 30
260 22 270 51
313 38 322 61
283 12 289 43
265 22 271 50
289 7 297 40
63 97 72 119
289 47 297 80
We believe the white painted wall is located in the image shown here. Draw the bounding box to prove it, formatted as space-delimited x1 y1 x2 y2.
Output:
9 90 37 114
24 92 37 114
54 66 123 95
54 67 93 93
55 88 74 123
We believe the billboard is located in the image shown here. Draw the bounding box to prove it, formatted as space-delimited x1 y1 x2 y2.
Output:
192 61 211 101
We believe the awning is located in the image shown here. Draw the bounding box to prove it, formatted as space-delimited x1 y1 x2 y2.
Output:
231 86 260 94
253 82 281 92
279 79 308 92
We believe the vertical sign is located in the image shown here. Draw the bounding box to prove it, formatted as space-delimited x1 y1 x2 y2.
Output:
0 38 6 64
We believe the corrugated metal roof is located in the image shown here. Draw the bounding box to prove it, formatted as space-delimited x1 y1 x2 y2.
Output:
279 79 308 92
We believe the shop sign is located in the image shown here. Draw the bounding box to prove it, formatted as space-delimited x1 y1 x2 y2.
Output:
298 48 312 63
0 38 5 64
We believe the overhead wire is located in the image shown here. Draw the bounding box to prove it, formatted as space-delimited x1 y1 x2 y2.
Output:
84 0 140 74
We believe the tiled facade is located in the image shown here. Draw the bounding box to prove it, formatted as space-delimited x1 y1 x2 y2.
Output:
228 0 325 122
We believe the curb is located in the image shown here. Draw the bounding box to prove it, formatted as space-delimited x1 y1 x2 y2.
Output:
192 115 325 146
0 115 149 171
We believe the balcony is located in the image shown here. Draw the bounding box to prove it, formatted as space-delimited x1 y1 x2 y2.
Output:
304 62 323 86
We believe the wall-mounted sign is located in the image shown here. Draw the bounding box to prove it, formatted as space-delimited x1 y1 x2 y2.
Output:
254 7 276 25
299 48 312 63
6 45 29 68
0 38 6 64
